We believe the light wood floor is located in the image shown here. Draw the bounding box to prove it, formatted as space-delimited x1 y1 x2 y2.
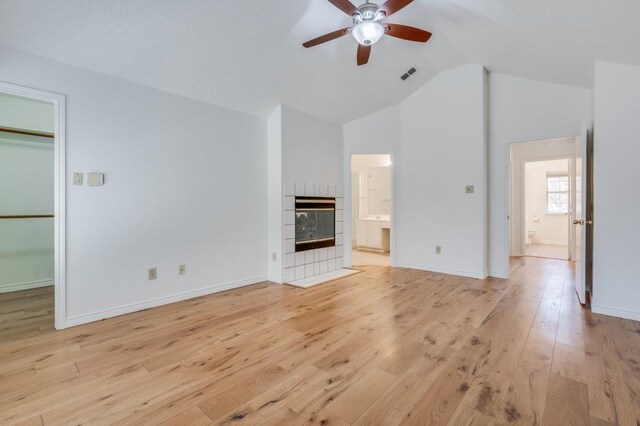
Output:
0 285 54 341
1 258 639 425
352 248 391 266
525 243 569 260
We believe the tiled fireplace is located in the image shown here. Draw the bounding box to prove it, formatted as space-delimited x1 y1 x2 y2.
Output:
283 182 344 282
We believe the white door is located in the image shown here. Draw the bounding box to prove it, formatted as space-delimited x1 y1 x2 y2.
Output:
573 126 588 304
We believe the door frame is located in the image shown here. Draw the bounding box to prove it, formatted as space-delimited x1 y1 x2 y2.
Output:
343 151 397 268
0 81 67 329
506 136 578 278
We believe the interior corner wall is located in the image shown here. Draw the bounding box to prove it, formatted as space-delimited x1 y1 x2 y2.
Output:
488 73 591 278
0 46 268 326
267 106 283 282
592 61 640 321
344 65 488 279
398 64 487 278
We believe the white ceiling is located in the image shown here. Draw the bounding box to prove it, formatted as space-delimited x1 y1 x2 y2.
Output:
1 0 639 123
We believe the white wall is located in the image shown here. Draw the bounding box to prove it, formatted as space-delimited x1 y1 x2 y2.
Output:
267 106 282 282
281 105 342 186
524 159 570 245
592 61 640 321
399 64 488 278
0 94 55 291
0 46 267 325
344 65 488 278
489 74 591 277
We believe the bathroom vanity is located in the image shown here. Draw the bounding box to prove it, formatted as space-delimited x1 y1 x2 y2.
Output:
355 217 390 252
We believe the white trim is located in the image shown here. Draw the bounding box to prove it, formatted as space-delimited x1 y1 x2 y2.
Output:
65 275 268 328
0 279 54 293
395 262 488 280
591 305 640 322
0 81 66 329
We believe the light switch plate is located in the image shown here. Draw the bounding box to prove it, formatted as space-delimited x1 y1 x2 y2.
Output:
87 172 105 186
465 185 475 194
73 173 83 186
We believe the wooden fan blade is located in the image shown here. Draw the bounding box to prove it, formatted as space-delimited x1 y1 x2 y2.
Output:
303 27 350 48
327 0 360 16
385 24 432 42
377 0 414 17
357 44 371 66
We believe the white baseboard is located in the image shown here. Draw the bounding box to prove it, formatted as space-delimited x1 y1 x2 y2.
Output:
395 263 488 280
267 274 283 284
65 274 268 328
0 279 54 293
489 271 509 279
591 305 640 321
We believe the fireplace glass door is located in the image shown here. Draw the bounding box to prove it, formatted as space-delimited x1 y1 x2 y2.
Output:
295 197 336 251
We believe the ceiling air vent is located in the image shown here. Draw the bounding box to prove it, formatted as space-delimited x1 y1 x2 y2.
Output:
401 67 417 81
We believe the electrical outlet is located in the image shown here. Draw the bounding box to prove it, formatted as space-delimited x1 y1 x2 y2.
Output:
73 172 83 186
272 252 277 261
435 246 442 255
178 264 186 275
465 185 475 194
148 267 157 280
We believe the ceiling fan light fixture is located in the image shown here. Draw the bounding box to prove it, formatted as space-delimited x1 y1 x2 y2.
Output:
352 21 384 46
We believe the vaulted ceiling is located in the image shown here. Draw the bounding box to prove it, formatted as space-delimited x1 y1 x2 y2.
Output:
1 0 639 123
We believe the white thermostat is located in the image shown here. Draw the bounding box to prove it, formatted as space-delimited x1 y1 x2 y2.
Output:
87 173 105 186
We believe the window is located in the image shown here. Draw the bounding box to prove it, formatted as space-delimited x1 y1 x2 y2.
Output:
547 174 569 214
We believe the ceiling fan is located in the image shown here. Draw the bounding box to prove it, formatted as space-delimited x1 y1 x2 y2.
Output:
303 0 432 66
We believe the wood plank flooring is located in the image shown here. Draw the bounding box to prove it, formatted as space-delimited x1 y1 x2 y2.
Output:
1 257 639 425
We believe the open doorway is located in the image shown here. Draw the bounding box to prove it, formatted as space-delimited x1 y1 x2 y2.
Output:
0 82 65 331
523 159 571 260
350 154 391 267
509 137 577 262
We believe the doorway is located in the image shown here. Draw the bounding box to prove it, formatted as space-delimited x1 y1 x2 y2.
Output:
0 82 66 330
350 154 392 267
523 159 571 260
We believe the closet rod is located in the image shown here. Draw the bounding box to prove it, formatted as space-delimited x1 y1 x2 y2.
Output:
0 126 54 139
0 215 54 219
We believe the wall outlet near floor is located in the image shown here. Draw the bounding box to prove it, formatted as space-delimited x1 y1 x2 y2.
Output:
178 264 186 275
465 185 475 194
272 252 277 261
435 246 442 255
148 267 157 280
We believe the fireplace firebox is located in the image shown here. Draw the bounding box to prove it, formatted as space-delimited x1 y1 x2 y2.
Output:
295 196 336 252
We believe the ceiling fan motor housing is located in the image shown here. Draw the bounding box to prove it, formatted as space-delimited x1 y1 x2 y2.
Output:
355 2 381 21
353 2 385 46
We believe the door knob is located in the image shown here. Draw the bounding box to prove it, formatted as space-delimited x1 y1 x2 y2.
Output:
573 219 584 225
